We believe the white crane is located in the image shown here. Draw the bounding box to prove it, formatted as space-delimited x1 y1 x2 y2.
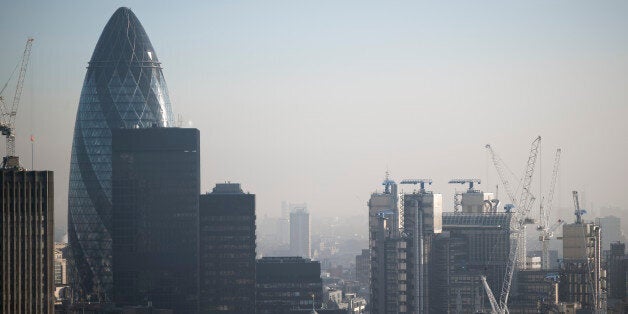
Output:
484 136 541 313
0 38 34 169
537 148 563 269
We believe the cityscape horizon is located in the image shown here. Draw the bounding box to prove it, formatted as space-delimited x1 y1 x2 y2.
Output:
1 2 627 313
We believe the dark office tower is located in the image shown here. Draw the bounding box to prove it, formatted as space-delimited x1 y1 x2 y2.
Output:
111 128 199 312
67 7 175 301
256 257 323 314
431 212 511 312
608 242 626 299
198 183 256 313
1 169 54 313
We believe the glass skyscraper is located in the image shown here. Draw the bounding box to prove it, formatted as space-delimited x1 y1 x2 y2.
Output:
67 7 174 301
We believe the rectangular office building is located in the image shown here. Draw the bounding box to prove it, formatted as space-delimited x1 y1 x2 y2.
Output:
256 257 323 313
112 127 200 312
199 183 256 313
1 169 54 314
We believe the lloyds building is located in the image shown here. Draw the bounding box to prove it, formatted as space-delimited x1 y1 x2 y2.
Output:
67 7 175 301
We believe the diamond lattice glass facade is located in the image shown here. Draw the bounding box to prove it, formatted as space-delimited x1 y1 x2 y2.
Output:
67 7 174 301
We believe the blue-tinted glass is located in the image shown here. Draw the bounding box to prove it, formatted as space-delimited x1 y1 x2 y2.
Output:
67 7 174 301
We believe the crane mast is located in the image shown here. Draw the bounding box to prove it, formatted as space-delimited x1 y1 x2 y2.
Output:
538 148 561 269
0 38 34 168
485 144 518 206
483 136 540 314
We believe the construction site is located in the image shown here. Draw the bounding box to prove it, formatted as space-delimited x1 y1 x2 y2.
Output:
368 136 618 314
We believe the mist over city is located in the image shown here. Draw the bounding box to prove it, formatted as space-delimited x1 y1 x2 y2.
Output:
1 1 627 313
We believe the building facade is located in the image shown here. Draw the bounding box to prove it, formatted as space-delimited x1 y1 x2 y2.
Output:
111 127 199 312
431 212 511 312
54 243 68 286
1 169 54 313
368 180 404 314
199 183 256 313
290 204 311 258
355 249 370 288
67 7 175 301
256 257 323 313
559 221 602 310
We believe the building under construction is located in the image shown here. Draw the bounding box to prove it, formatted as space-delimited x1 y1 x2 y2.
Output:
559 193 603 311
368 177 443 314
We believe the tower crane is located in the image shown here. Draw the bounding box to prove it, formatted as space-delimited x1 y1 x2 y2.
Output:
572 191 586 224
448 178 481 191
0 38 34 169
538 148 562 269
485 144 518 206
482 136 541 314
400 179 433 192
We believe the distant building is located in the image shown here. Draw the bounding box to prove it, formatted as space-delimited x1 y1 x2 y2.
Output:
278 201 290 245
290 204 311 258
529 249 559 270
559 220 602 311
1 167 54 313
355 249 370 288
256 256 323 313
111 127 199 312
607 242 625 299
199 183 256 313
54 243 68 286
596 215 624 251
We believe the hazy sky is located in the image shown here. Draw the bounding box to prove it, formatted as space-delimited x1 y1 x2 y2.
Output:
1 1 627 233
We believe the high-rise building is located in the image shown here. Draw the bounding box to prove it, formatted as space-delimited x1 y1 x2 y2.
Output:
67 7 175 301
278 201 290 245
54 243 68 286
1 168 54 313
559 219 602 310
596 216 623 252
607 242 625 300
368 179 405 314
290 204 311 258
368 178 443 314
111 127 199 312
431 212 511 312
355 249 370 288
199 183 256 313
402 187 443 313
256 256 323 313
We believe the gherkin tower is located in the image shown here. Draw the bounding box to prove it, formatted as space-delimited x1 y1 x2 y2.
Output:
67 7 174 301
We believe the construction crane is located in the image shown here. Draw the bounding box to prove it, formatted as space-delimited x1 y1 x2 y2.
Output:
382 170 395 194
572 191 586 224
485 144 518 206
400 178 433 192
481 136 541 314
0 38 34 169
448 178 481 191
481 275 499 314
538 148 562 269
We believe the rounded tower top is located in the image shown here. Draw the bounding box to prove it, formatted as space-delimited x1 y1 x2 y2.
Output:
90 7 159 65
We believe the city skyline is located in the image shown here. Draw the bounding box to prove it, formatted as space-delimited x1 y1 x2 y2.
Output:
1 1 627 237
